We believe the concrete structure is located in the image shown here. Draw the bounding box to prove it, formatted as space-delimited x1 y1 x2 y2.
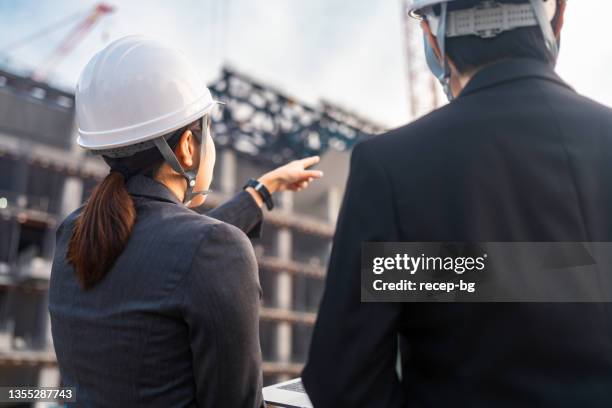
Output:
0 67 377 394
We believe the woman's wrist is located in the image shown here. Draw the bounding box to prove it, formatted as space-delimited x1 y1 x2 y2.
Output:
245 187 264 208
244 177 276 210
258 173 280 194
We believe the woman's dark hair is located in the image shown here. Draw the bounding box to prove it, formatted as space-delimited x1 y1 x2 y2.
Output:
434 0 562 74
67 119 203 289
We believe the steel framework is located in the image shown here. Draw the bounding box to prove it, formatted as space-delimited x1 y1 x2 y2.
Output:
209 67 385 165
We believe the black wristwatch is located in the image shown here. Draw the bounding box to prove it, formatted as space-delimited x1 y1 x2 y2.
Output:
243 178 274 210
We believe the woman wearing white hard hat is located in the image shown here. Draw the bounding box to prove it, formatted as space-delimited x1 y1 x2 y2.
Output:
48 36 322 407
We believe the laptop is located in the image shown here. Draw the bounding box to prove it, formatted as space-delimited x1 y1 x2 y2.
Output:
263 377 313 408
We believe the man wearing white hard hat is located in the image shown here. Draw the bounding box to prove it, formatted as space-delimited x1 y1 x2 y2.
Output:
304 1 612 407
48 36 322 407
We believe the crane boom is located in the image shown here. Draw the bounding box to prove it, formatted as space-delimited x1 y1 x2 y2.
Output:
32 3 115 82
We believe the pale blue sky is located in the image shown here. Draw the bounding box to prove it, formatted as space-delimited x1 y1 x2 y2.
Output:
0 1 608 127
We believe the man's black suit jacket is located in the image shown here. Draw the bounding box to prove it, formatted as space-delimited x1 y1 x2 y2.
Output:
302 58 612 407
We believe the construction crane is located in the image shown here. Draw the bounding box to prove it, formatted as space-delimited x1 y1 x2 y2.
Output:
1 3 115 82
402 0 442 119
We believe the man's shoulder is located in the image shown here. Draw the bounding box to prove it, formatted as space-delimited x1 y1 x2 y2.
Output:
354 103 457 157
559 90 612 122
356 85 612 157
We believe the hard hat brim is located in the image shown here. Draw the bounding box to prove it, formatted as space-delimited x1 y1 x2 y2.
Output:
77 96 222 151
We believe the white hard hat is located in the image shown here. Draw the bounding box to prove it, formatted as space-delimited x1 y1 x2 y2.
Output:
406 0 557 23
407 0 560 101
76 35 219 151
419 0 557 40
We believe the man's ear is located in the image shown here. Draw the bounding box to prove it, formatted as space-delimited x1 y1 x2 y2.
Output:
175 130 195 168
554 0 566 38
421 19 443 62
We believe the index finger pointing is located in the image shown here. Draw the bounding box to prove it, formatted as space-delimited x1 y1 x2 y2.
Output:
299 156 320 169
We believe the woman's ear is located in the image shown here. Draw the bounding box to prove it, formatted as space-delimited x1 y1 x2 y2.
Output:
175 130 195 168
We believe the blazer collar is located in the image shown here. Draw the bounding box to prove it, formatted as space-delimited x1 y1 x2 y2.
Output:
126 174 183 205
458 58 573 99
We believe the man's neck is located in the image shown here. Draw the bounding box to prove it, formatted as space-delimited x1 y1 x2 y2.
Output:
450 66 479 98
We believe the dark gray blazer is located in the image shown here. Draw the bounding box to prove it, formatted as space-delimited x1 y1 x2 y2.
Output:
49 174 264 407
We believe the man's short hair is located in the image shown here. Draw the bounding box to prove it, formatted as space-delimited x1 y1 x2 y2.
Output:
433 0 561 74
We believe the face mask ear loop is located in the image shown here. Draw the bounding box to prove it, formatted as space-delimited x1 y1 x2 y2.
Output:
529 0 559 64
436 2 453 101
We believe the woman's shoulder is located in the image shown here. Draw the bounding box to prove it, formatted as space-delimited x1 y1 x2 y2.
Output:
176 210 255 260
56 201 255 268
155 204 249 241
186 219 261 299
135 203 255 262
55 205 85 241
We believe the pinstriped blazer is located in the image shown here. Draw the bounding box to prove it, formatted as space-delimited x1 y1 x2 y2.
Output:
49 175 265 407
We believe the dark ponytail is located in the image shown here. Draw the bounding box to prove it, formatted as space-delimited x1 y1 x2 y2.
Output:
67 171 136 289
66 117 203 289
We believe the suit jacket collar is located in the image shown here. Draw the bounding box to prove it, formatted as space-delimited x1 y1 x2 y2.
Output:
126 174 183 205
458 58 573 99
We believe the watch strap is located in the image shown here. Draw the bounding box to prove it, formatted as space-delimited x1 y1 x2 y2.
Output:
244 178 274 211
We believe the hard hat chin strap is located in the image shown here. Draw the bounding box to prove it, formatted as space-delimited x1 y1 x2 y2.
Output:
153 119 211 205
529 0 559 63
424 2 454 101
